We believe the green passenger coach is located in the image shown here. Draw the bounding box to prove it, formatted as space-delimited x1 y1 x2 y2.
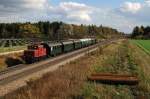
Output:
62 41 74 52
80 38 92 47
50 42 63 56
73 40 82 49
42 42 63 57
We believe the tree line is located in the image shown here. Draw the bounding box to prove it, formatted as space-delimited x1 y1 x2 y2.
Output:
0 21 122 40
131 26 150 39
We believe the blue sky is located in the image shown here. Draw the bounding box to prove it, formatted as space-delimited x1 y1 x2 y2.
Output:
0 0 150 33
51 0 144 7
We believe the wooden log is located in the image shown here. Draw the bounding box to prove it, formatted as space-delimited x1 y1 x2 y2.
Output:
88 74 139 85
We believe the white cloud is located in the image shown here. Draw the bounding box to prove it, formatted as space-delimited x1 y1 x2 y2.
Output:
49 2 93 22
0 0 48 22
90 8 137 33
21 0 47 9
145 0 150 5
0 0 47 12
117 1 150 24
120 2 142 14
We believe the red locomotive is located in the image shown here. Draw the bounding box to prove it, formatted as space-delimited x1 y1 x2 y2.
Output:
24 44 46 63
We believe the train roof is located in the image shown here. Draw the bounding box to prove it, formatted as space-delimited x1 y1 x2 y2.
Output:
62 41 74 44
79 38 92 41
48 42 62 46
73 40 81 43
42 42 62 47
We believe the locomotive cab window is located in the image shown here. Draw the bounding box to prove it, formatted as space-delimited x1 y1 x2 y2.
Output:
28 45 43 50
28 45 38 49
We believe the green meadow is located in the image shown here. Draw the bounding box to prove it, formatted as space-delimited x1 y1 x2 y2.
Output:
131 40 150 54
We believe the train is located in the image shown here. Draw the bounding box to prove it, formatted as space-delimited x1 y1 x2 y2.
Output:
24 38 97 64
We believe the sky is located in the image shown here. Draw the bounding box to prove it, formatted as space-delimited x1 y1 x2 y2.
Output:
0 0 150 33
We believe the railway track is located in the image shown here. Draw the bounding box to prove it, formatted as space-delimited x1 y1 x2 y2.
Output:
0 39 117 97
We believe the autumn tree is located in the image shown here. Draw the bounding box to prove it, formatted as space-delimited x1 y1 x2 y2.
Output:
0 21 122 39
19 23 41 38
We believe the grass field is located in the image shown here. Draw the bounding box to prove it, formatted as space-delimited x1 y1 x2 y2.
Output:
3 40 150 99
0 46 26 71
131 40 150 54
0 46 27 53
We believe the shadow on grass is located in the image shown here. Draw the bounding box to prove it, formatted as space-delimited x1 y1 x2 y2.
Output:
87 80 139 86
5 57 23 67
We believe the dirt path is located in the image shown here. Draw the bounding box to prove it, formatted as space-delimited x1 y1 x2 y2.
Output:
129 42 150 98
129 43 150 76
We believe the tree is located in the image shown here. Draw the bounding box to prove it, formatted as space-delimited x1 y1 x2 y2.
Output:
132 26 139 38
0 21 122 39
58 24 74 39
19 23 41 38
